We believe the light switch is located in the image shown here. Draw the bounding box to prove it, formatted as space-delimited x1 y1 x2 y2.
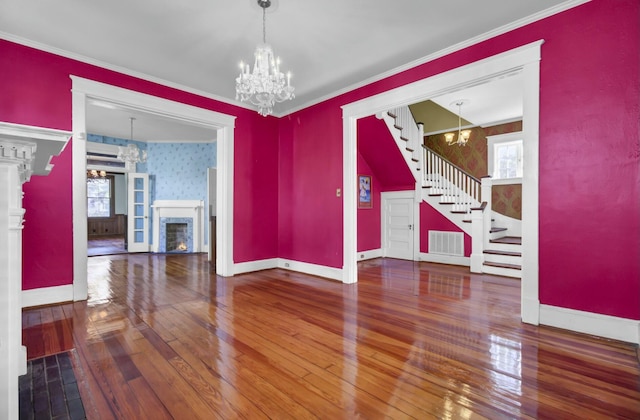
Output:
336 188 341 197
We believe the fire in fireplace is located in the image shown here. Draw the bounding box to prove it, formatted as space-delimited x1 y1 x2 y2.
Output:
166 222 188 252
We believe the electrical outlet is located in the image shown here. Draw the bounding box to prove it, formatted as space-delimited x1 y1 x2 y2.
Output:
360 254 365 259
336 188 341 197
284 262 290 267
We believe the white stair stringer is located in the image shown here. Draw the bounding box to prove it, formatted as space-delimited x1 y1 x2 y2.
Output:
377 111 421 182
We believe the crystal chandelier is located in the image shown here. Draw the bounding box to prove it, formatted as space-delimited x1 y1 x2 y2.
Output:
235 0 295 117
117 117 147 164
444 100 472 147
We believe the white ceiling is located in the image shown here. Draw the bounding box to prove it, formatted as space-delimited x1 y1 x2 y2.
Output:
1 0 578 140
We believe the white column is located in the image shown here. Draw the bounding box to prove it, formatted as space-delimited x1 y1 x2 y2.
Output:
0 163 25 420
0 123 70 420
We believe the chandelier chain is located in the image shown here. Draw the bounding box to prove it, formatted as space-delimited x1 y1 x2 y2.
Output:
263 5 266 44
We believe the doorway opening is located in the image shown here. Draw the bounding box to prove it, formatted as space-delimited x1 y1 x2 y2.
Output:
71 76 236 301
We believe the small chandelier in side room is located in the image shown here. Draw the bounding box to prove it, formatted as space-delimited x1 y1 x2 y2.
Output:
117 117 147 164
444 100 472 147
235 0 295 117
86 169 107 182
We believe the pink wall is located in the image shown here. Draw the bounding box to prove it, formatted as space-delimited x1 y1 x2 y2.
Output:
356 116 414 252
356 155 381 252
1 40 280 289
278 0 639 320
420 204 471 257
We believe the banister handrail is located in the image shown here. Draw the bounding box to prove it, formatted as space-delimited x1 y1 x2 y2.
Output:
422 144 481 184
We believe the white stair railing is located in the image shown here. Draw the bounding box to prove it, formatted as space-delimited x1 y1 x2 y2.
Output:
423 146 481 214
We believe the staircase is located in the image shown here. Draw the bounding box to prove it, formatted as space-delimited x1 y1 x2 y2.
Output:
379 107 522 278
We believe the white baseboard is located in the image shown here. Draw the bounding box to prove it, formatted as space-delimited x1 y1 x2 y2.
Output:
22 285 74 308
357 249 382 261
277 259 343 282
420 253 470 267
233 258 279 275
540 304 640 345
233 258 343 282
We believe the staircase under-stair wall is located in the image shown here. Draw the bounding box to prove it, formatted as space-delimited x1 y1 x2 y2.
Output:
378 106 523 278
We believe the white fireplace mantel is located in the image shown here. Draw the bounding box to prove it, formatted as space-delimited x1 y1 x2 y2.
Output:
151 200 204 253
0 122 70 420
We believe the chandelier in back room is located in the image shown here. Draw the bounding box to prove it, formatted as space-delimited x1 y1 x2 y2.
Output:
235 0 295 117
444 100 472 147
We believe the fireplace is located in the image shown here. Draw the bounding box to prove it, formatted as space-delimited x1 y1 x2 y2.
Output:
152 200 203 253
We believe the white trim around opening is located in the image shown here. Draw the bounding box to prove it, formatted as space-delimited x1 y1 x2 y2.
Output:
71 76 236 301
342 40 543 325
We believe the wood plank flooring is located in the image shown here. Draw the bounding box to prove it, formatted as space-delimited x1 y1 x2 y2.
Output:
23 254 640 419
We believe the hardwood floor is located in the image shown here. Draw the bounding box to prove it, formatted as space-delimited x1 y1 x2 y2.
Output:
22 254 640 419
87 235 127 257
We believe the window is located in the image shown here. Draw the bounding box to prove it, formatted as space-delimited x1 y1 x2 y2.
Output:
87 175 114 218
487 132 523 184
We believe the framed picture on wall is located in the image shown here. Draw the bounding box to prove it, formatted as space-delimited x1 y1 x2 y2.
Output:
358 175 372 208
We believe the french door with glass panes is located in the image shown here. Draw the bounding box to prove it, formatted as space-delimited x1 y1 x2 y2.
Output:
127 173 149 252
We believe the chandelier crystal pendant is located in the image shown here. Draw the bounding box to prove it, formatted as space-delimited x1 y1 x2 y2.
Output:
117 117 147 165
235 0 295 117
444 100 472 147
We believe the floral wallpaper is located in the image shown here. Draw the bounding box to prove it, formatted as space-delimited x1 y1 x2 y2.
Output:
424 121 523 220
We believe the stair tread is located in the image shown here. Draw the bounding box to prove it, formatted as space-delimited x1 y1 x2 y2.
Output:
484 261 521 270
450 210 468 214
387 111 397 118
490 227 508 233
428 193 443 197
400 136 409 142
484 249 522 257
490 236 522 245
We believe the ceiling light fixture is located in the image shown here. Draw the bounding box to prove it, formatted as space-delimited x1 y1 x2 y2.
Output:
235 0 295 117
444 100 472 147
86 169 107 181
117 117 147 165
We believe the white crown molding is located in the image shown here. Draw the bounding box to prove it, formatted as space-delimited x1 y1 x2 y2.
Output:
0 122 71 182
0 31 254 112
2 0 589 119
281 0 591 117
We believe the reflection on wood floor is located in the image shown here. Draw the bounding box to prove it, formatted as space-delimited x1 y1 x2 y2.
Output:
22 255 640 419
87 235 127 257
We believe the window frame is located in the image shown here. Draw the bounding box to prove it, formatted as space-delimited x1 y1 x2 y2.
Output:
487 131 523 185
87 174 115 219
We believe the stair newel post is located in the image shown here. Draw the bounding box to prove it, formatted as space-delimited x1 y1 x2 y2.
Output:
481 177 493 249
470 203 485 273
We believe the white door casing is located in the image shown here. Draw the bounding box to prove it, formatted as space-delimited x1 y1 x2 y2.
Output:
72 76 236 302
342 41 542 325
